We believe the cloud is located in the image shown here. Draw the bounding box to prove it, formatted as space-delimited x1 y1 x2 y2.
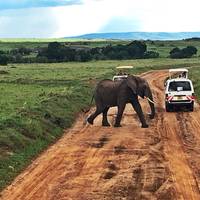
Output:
52 1 114 37
0 0 82 10
100 17 140 33
0 7 58 38
1 0 200 38
131 0 200 32
89 0 200 33
52 0 136 37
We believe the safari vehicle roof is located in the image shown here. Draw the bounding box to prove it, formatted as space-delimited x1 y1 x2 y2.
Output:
116 66 133 69
169 68 188 73
169 68 188 79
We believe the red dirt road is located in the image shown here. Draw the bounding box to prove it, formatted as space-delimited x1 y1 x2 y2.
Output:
1 70 200 200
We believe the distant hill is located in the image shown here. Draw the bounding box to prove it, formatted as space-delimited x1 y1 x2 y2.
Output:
67 32 200 40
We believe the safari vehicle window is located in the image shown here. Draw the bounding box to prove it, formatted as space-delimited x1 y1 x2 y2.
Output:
168 81 191 92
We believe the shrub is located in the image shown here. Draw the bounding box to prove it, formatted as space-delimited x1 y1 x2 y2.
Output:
144 51 159 58
169 46 198 58
0 54 9 65
76 50 92 62
127 41 147 58
36 56 49 63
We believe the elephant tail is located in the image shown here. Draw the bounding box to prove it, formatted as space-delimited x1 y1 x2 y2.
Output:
81 94 94 113
90 94 94 105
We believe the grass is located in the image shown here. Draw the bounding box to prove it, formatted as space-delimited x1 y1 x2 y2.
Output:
146 40 200 57
0 58 200 191
0 38 115 51
0 61 117 190
189 67 200 99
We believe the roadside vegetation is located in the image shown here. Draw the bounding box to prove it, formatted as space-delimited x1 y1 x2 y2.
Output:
1 39 200 191
190 67 200 99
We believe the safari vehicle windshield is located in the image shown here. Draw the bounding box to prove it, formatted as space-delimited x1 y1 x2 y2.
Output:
169 81 191 92
113 76 128 81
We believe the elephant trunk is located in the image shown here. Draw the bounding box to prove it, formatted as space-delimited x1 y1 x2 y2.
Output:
146 93 155 119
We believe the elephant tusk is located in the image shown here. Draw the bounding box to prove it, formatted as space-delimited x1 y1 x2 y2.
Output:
146 97 155 104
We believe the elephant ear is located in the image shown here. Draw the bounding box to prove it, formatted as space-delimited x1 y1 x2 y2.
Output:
127 75 137 94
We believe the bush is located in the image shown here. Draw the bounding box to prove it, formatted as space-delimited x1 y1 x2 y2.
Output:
127 41 147 58
76 50 92 62
10 48 32 56
169 46 198 59
0 55 9 65
144 51 159 58
36 56 49 63
46 42 64 61
184 46 197 56
170 47 181 55
18 47 32 55
15 54 23 63
0 50 7 55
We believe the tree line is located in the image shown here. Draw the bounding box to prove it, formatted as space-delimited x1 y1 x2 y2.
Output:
0 41 198 65
37 41 159 62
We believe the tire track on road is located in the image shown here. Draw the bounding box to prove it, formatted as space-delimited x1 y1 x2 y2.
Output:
147 71 200 199
1 70 200 200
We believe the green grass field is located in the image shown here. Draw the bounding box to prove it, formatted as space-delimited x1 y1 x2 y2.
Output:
146 40 200 57
0 60 118 190
0 38 114 51
1 47 200 191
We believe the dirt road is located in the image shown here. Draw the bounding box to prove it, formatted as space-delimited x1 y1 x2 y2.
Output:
1 70 200 200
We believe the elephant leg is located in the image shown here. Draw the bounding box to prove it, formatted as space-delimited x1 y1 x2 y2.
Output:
102 107 110 126
114 104 126 127
87 107 103 125
131 100 148 128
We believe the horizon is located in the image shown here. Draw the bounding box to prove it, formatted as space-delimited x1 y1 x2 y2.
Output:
1 31 200 40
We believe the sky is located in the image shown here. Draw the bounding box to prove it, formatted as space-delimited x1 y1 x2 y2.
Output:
0 0 200 38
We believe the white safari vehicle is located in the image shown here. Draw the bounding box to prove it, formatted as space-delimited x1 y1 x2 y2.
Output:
165 68 195 112
113 66 133 81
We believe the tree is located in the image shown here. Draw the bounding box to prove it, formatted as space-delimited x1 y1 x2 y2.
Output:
75 50 92 62
183 46 197 56
90 47 101 55
144 51 159 59
127 41 147 58
46 42 63 60
0 50 6 54
170 47 181 55
169 46 198 59
63 48 76 61
0 54 9 65
18 47 32 55
102 45 113 55
169 47 182 58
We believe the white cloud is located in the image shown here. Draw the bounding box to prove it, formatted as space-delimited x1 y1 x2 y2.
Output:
52 1 113 37
0 0 200 38
52 0 139 37
0 8 58 38
53 0 200 37
128 0 200 32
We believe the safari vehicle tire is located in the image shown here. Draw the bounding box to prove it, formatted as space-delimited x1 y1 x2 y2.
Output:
165 102 172 112
188 102 194 112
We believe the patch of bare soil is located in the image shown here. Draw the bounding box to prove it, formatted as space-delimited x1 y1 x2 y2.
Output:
1 70 200 200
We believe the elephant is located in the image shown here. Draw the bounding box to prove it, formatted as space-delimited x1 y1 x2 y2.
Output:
87 75 155 128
